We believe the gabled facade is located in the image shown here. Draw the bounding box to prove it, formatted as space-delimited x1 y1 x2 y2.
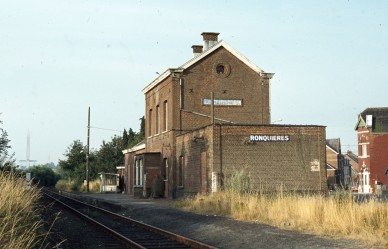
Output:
326 138 352 190
355 107 388 194
123 32 327 198
141 32 273 197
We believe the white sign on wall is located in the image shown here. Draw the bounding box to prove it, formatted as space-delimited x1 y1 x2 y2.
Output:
250 134 290 142
310 159 320 172
203 99 242 106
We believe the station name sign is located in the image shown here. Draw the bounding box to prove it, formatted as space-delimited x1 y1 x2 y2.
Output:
250 134 290 142
203 98 242 106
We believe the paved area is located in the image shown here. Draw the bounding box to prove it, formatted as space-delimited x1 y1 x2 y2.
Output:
64 192 380 249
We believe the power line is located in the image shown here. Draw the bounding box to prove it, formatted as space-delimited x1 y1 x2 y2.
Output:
89 126 123 133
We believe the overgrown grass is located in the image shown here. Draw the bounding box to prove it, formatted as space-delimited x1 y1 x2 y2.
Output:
0 172 46 248
55 179 100 192
174 171 388 247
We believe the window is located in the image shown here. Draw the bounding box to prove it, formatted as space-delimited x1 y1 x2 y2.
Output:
135 160 139 186
139 159 143 186
216 64 225 74
381 118 388 132
361 144 367 157
156 105 160 134
135 158 144 186
178 156 184 187
148 109 152 136
214 62 231 78
163 100 168 131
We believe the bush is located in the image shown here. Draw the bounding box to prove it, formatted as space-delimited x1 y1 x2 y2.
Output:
25 165 59 187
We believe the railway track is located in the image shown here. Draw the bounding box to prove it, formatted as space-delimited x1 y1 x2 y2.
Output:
43 190 218 249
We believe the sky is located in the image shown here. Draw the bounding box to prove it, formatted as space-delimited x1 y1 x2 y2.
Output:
1 0 387 166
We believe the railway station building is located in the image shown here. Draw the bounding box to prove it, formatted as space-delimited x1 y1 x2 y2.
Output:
123 32 327 198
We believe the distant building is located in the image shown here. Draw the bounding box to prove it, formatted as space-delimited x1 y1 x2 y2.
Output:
123 32 327 198
343 150 359 191
354 107 388 194
18 160 37 170
325 138 351 190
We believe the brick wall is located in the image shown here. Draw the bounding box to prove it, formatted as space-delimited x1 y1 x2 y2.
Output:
369 134 388 186
181 47 270 128
176 124 327 194
326 146 339 168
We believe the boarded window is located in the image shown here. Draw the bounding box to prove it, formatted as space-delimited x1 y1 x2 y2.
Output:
148 109 152 136
163 100 168 131
178 156 184 187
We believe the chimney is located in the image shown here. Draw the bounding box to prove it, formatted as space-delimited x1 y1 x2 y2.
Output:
201 32 220 50
191 45 203 57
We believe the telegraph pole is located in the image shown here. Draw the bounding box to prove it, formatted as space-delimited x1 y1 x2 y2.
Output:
86 107 90 192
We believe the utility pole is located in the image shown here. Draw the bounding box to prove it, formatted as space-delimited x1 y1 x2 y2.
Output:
86 107 90 192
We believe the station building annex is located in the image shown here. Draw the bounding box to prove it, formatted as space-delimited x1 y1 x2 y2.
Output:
122 32 327 198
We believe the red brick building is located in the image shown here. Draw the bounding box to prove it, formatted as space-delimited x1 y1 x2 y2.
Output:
123 32 327 198
355 107 388 194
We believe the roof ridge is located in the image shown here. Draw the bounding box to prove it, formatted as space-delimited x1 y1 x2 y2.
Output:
142 39 272 94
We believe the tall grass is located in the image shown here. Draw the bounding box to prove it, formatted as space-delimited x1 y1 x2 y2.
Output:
55 179 101 192
175 171 388 247
0 172 45 248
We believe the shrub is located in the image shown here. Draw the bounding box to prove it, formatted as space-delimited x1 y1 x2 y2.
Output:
25 165 59 187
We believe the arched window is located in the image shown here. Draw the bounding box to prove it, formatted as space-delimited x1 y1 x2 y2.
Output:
156 105 160 134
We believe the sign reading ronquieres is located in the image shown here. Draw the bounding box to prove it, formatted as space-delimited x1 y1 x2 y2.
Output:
250 134 290 142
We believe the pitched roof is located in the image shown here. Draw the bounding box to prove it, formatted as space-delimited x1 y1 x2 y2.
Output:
355 107 388 132
326 163 337 170
142 40 273 94
344 150 358 163
326 138 341 154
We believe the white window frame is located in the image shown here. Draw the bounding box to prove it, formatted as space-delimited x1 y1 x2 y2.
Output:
139 159 143 186
135 158 144 187
135 160 139 186
361 143 368 158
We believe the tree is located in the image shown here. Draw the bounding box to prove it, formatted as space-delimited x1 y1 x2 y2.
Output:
57 116 146 184
93 135 124 174
0 120 10 155
122 129 129 148
128 128 135 145
26 165 58 186
139 116 145 138
127 117 145 148
0 118 16 172
57 140 88 182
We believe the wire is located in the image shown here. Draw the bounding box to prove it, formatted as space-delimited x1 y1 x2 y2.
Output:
89 126 122 132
